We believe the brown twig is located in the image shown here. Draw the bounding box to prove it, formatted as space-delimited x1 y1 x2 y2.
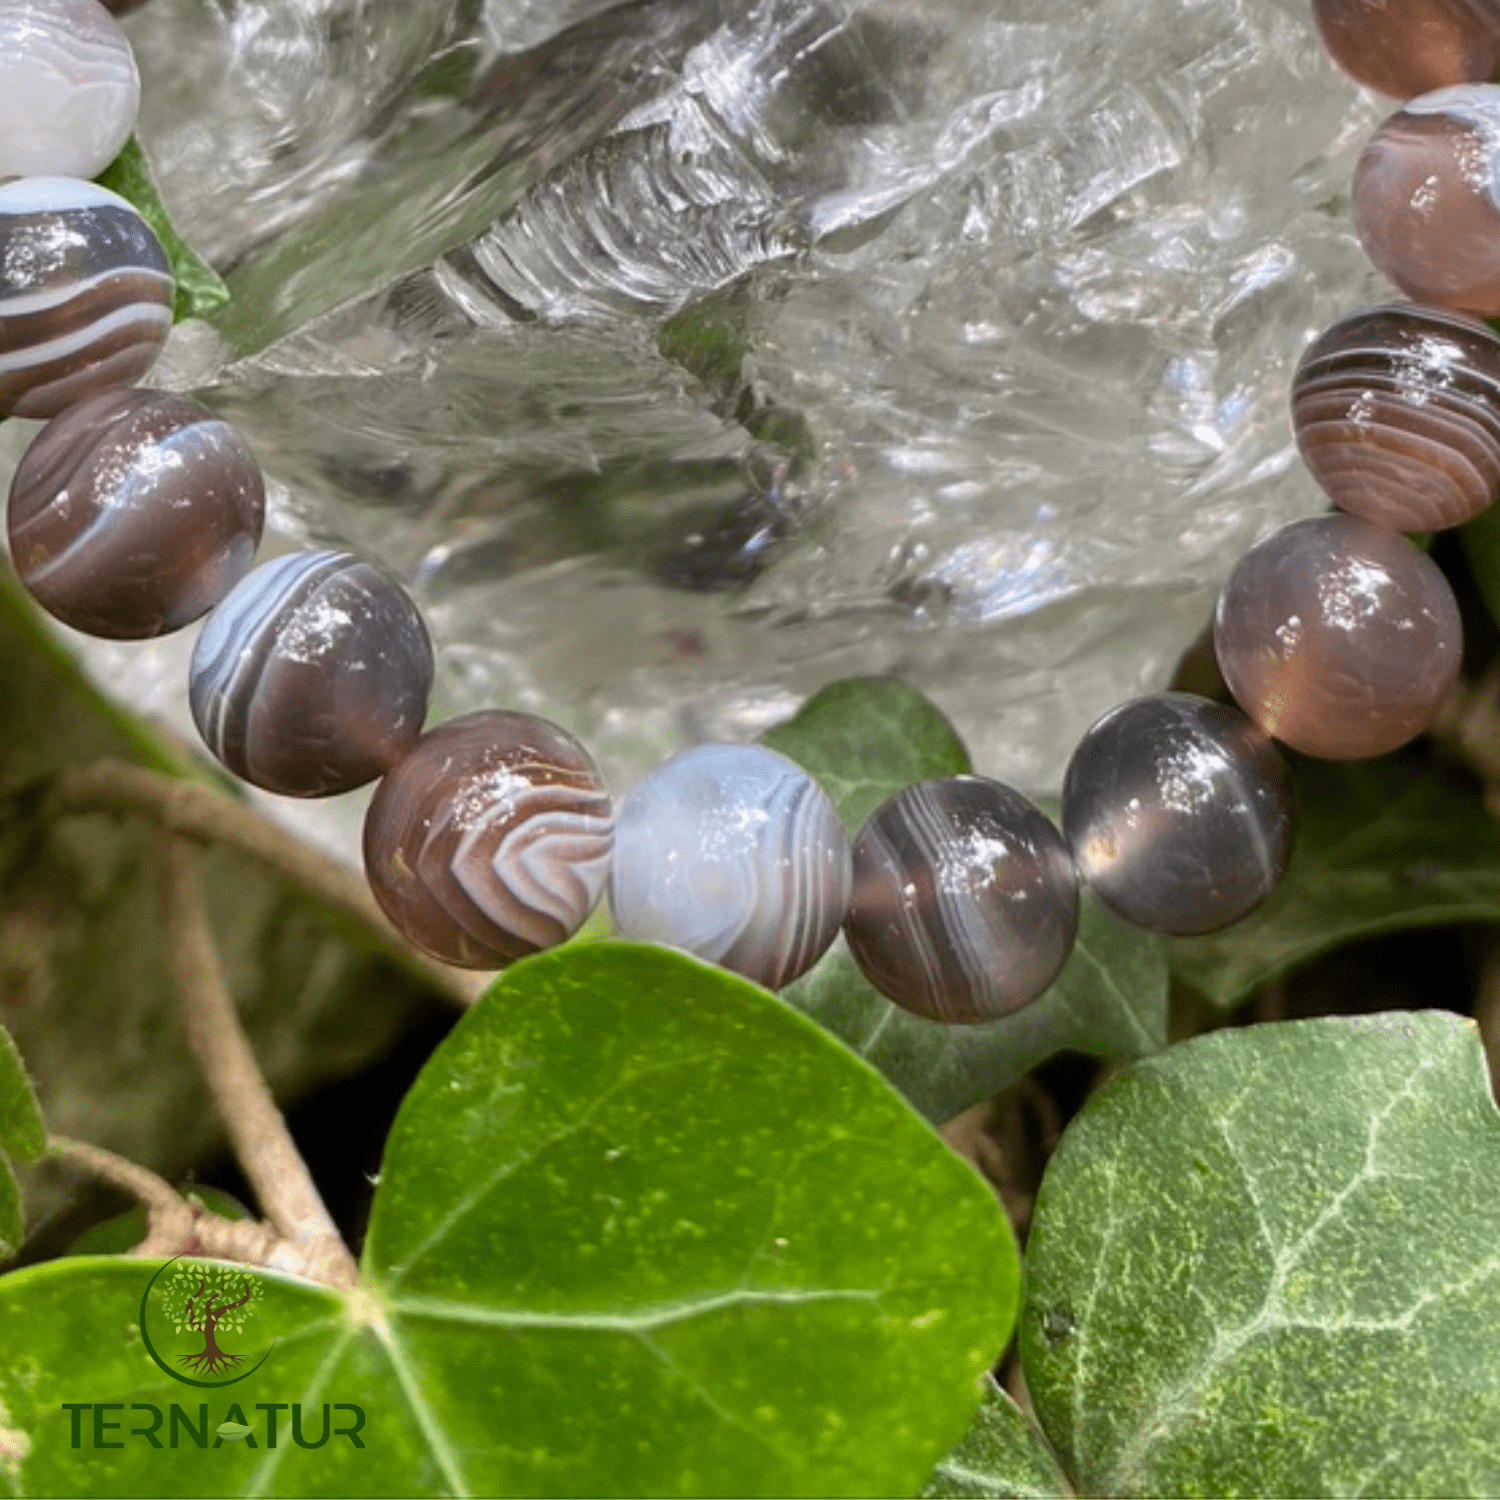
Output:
47 1134 194 1258
159 834 358 1288
48 1136 361 1278
51 758 484 1007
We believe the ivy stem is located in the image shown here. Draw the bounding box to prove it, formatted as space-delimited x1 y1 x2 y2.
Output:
48 1135 359 1281
159 833 358 1287
52 758 483 1007
47 1134 194 1257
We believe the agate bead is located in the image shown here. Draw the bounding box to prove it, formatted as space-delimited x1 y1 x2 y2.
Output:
0 0 139 179
190 551 434 797
1214 514 1462 760
844 777 1078 1025
1062 694 1294 936
8 389 265 639
1292 304 1500 532
608 744 851 990
364 711 614 970
1312 0 1500 100
0 178 172 419
1353 85 1500 317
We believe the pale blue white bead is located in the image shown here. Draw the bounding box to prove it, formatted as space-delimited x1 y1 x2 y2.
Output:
609 743 851 990
0 0 140 180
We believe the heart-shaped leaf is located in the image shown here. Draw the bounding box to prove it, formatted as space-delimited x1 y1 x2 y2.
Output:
1171 755 1500 1010
0 1026 43 1164
923 1379 1071 1499
0 942 1015 1497
1021 1011 1500 1497
0 1159 19 1263
765 678 1167 1123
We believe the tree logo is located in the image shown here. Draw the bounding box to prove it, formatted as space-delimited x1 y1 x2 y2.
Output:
139 1258 275 1387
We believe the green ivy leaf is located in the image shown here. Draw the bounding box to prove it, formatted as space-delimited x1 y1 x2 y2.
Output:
95 138 229 324
923 1380 1073 1499
1021 1012 1500 1498
764 677 1167 1121
1171 755 1500 1010
0 1158 20 1262
0 1027 43 1164
0 942 1015 1497
761 676 971 834
786 899 1167 1125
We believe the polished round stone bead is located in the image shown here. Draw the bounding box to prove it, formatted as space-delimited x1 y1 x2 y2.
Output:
608 744 850 991
1312 0 1500 99
7 389 265 639
844 777 1077 1024
1062 694 1294 937
190 551 434 797
365 711 614 970
1353 85 1500 317
0 0 140 179
1292 304 1500 532
0 177 172 419
1214 514 1462 760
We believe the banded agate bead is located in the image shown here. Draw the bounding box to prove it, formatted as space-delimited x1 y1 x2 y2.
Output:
8 389 264 638
365 711 614 970
608 744 850 990
190 552 433 797
1353 85 1500 317
0 0 139 179
844 777 1077 1024
1312 0 1500 99
1062 694 1293 937
1214 514 1462 760
1292 304 1500 532
0 178 172 419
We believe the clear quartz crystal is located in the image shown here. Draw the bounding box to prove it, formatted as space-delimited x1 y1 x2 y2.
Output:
1 0 1383 867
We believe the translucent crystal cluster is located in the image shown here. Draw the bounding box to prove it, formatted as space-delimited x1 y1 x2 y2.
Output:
7 0 1382 862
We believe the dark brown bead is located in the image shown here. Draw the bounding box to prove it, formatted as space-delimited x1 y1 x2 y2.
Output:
8 388 265 638
1312 0 1500 99
365 711 614 970
1062 694 1294 936
1291 304 1500 532
1353 86 1500 318
189 551 434 797
1214 514 1461 760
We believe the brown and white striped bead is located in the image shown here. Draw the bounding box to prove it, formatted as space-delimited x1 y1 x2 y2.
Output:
844 776 1078 1024
1291 304 1500 532
8 388 265 638
189 551 434 797
0 177 173 420
364 711 615 970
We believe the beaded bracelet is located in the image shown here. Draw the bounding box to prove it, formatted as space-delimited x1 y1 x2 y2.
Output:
0 0 1488 1029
